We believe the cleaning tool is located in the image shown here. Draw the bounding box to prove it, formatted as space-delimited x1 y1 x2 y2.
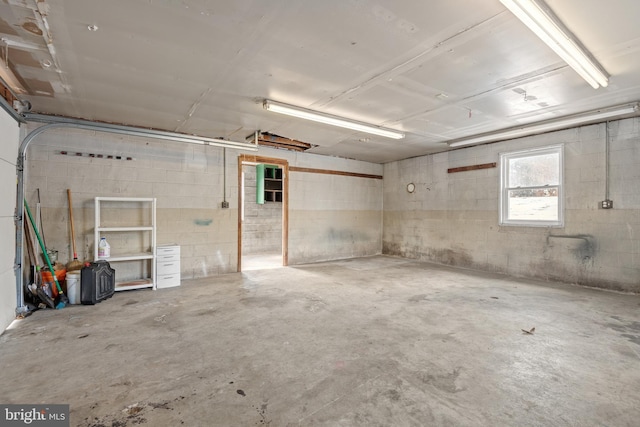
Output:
35 190 42 257
24 209 54 308
24 199 68 309
36 188 55 264
36 188 46 247
66 189 83 271
22 217 42 302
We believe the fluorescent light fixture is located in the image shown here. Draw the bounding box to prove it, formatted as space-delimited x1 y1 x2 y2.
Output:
263 99 405 139
448 103 639 148
1 37 43 51
500 0 609 89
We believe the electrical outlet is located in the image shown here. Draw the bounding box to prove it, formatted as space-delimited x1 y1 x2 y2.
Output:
601 200 613 209
221 201 229 209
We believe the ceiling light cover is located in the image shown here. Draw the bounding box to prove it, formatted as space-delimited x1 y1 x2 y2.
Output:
263 100 404 139
500 0 609 89
448 103 639 147
1 37 42 51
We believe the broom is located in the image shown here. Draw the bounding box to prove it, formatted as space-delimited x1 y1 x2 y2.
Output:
23 214 53 308
24 199 68 309
66 189 83 271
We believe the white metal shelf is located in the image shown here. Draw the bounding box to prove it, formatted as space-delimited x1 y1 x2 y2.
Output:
94 197 157 291
115 279 154 291
95 197 156 202
99 253 154 262
97 226 154 232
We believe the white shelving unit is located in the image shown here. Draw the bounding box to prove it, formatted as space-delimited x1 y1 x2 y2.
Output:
94 197 157 291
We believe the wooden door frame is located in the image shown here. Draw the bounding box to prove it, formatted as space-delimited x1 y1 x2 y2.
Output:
237 154 289 272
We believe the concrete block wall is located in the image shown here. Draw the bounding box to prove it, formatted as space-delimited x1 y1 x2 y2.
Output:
241 164 282 255
238 147 383 264
383 118 640 292
22 124 383 283
0 109 19 331
287 152 383 264
24 124 238 280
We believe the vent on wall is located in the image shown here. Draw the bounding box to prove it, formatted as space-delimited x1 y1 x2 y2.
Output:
250 132 317 152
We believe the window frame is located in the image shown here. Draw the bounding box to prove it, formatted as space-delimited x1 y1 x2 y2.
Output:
499 144 564 227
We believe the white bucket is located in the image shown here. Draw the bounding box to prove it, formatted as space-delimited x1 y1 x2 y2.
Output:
66 271 81 304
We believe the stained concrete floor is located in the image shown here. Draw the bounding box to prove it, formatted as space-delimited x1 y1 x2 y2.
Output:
1 255 640 426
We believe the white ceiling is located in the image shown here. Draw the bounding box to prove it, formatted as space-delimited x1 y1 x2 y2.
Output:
1 0 640 163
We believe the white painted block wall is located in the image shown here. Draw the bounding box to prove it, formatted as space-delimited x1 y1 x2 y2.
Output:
0 109 19 331
252 147 384 264
24 125 238 280
383 118 640 292
289 168 383 263
242 164 282 255
22 124 383 284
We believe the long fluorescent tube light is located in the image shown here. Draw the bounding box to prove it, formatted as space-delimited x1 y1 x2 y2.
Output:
263 100 405 139
500 0 609 89
1 37 43 51
448 103 639 148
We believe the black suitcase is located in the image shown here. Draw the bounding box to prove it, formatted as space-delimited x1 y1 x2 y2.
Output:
81 261 115 304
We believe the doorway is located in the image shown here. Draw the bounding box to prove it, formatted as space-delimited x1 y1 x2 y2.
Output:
238 155 289 271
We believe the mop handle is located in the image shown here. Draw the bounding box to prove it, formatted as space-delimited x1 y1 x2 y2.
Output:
24 200 63 294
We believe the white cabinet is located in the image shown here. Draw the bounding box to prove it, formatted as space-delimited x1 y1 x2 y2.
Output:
156 245 180 289
94 197 156 291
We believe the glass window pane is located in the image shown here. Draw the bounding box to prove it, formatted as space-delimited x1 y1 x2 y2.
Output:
508 153 559 188
507 188 559 221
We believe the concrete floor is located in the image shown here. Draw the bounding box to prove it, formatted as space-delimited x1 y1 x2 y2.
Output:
1 255 639 426
242 253 283 271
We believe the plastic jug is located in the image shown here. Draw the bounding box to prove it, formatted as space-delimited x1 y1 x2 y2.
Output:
98 237 111 259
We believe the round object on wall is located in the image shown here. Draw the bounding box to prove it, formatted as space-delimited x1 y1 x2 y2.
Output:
406 183 415 193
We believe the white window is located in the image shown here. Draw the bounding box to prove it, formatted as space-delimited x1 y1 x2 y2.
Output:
499 145 563 227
